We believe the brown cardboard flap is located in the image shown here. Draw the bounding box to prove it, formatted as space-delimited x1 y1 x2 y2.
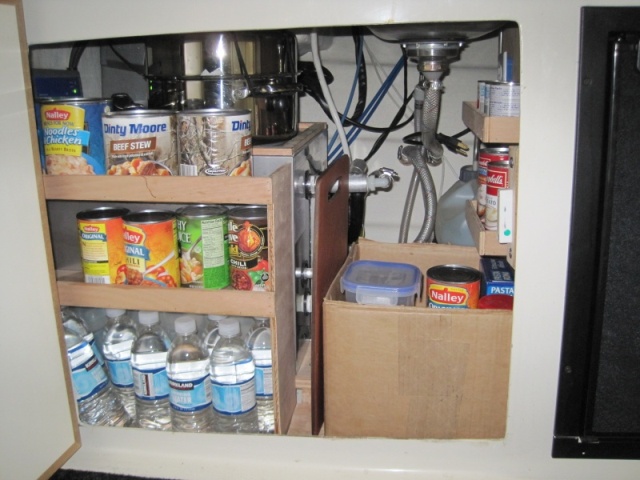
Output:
323 240 513 439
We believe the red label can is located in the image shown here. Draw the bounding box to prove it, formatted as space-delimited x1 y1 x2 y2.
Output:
228 206 270 291
476 146 510 220
426 265 482 309
485 160 512 231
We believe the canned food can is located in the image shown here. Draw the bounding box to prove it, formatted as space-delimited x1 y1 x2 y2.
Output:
176 204 230 289
123 210 180 287
38 98 110 175
76 206 129 284
485 159 512 231
426 264 482 309
102 109 178 175
477 80 488 113
177 108 252 177
228 205 270 291
476 146 510 219
487 81 520 117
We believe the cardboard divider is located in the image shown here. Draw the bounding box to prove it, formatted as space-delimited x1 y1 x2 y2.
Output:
323 239 513 439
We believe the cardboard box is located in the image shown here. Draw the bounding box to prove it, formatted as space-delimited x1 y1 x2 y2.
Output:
323 239 513 439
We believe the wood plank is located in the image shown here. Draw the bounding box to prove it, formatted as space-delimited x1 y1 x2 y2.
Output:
269 163 298 434
43 175 273 204
56 279 276 317
462 101 519 144
253 123 326 157
465 200 510 257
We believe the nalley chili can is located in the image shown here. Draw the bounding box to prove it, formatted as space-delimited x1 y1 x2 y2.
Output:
176 204 230 290
123 210 180 287
426 264 482 309
228 205 270 291
76 206 129 284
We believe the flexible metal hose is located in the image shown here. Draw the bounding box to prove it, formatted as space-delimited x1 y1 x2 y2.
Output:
421 80 444 165
398 144 437 243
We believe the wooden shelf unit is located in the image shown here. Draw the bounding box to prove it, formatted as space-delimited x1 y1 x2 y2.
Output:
462 101 520 144
43 165 298 435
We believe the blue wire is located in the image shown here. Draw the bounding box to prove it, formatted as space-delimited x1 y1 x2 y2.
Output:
329 56 405 161
328 38 364 153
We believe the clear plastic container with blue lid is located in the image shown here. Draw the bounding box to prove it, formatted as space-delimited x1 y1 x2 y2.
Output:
340 260 422 306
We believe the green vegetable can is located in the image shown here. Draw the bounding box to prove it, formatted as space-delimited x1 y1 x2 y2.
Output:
228 205 270 292
176 204 230 289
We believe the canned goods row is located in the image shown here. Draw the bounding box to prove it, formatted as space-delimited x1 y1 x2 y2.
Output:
76 204 269 292
427 261 514 309
476 145 513 230
342 259 514 310
477 80 520 117
36 97 252 178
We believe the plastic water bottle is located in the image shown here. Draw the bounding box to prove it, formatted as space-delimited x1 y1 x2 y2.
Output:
73 307 108 352
238 316 256 342
61 307 106 373
131 311 172 430
246 317 275 433
201 314 227 355
210 317 259 433
166 315 215 433
64 327 130 427
435 165 478 246
102 308 138 419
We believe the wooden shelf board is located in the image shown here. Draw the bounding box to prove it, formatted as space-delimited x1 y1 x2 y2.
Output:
43 175 274 204
465 200 511 257
462 101 519 144
56 276 276 317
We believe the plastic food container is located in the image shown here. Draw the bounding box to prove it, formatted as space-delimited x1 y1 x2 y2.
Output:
340 260 422 306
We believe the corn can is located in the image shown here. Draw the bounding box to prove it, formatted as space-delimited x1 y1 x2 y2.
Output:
176 204 230 289
76 207 129 284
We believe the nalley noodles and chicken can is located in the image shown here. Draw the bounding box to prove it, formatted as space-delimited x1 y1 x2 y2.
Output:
76 206 129 285
426 264 482 309
123 210 180 287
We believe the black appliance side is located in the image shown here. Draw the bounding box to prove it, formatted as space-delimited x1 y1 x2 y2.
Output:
553 6 640 459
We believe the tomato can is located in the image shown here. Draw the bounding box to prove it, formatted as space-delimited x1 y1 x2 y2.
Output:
76 207 129 284
177 108 252 177
38 97 110 175
228 205 270 291
476 146 510 220
102 109 177 175
485 159 512 231
426 264 482 309
176 204 230 290
123 210 180 287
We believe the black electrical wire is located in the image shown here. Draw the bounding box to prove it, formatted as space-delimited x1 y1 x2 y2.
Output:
108 44 146 76
68 43 86 71
351 29 367 122
364 50 412 161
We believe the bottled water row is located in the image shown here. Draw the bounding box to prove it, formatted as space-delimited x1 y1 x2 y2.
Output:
62 307 274 434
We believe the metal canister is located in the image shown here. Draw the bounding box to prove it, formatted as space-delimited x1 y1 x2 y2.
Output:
38 97 110 175
122 210 180 287
177 108 252 177
228 205 269 291
485 159 512 231
487 81 520 117
426 264 482 309
476 146 510 220
76 206 129 284
102 109 177 175
176 204 230 290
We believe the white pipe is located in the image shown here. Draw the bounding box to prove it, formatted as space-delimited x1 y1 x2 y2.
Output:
310 30 352 163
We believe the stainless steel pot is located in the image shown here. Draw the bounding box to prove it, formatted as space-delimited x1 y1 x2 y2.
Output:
147 30 300 143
